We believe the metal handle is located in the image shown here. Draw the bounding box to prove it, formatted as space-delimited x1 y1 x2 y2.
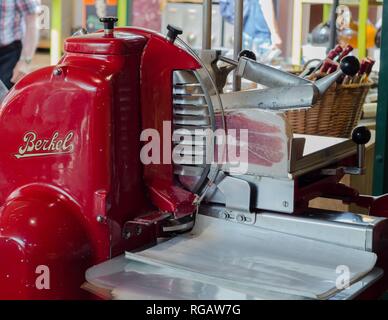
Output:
352 126 372 174
167 24 183 43
99 16 118 36
314 56 360 95
236 57 311 88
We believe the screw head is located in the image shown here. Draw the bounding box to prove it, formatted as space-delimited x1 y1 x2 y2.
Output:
96 215 107 224
236 214 246 223
283 201 289 208
223 211 231 220
123 231 131 240
53 68 62 76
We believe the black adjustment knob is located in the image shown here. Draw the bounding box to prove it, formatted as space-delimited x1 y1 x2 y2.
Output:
239 50 257 61
340 56 360 77
352 126 371 145
99 16 118 31
167 24 183 43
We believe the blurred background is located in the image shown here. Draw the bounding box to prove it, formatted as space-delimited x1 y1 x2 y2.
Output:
35 1 383 69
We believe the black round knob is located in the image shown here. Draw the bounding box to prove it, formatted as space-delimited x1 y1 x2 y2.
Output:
167 24 183 43
99 16 118 31
352 126 371 145
340 56 360 77
239 50 257 61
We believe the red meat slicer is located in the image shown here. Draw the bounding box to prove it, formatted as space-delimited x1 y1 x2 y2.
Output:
0 16 387 299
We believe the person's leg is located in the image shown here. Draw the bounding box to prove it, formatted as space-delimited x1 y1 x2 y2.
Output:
0 41 22 89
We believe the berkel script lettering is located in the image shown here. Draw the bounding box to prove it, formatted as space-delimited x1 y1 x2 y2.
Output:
15 131 75 159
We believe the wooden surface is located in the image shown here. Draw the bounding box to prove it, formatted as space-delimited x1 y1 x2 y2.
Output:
38 39 50 50
363 103 378 119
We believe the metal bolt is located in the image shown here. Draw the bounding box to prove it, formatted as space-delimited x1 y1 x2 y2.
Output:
123 230 131 240
53 68 62 76
96 215 107 224
283 201 289 208
136 225 142 236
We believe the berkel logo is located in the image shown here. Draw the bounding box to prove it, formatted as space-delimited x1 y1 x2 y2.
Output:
15 131 75 159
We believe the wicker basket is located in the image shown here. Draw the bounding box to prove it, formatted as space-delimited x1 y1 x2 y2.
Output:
285 82 371 138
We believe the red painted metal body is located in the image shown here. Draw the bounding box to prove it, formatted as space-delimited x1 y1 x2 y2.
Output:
0 28 199 299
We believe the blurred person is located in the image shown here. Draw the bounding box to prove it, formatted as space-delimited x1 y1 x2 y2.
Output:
132 0 162 32
0 0 40 89
220 0 282 59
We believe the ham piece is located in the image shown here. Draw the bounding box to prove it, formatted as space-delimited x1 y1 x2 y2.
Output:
215 111 286 168
176 109 291 191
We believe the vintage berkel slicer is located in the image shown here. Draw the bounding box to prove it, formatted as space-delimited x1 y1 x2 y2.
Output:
0 7 387 299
